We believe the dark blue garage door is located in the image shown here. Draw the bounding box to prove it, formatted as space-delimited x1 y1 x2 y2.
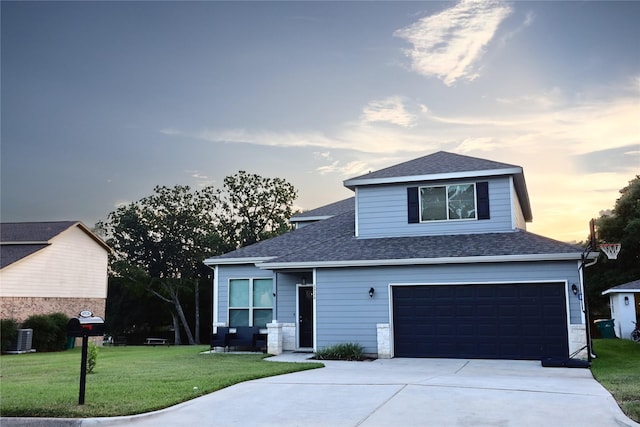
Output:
393 283 569 360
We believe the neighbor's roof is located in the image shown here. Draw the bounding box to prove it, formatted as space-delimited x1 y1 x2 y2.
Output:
204 208 586 269
0 221 110 269
602 279 640 295
343 151 532 221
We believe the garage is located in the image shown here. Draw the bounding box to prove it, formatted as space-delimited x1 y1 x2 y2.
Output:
393 283 569 360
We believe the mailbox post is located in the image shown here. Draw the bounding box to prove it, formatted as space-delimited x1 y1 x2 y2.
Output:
67 311 104 405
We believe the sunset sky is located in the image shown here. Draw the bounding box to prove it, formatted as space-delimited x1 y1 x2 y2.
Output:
2 1 638 243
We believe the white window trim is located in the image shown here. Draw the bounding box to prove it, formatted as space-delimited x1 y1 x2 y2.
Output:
419 182 477 222
228 277 273 327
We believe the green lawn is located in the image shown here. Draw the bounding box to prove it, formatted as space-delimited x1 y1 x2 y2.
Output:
591 339 640 423
2 341 638 421
0 346 322 418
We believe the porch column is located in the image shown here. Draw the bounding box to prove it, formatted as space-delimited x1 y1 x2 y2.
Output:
267 322 283 355
377 323 391 359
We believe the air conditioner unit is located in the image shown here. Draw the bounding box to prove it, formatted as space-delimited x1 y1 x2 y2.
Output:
8 328 33 353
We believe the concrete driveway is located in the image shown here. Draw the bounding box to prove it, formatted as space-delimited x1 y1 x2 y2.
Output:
5 354 639 427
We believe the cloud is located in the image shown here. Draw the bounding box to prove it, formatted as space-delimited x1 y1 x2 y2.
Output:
316 160 370 176
394 0 512 85
455 137 501 153
186 170 215 187
496 87 566 110
361 96 416 127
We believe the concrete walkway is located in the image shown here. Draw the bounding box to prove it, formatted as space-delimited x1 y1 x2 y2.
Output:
4 353 639 427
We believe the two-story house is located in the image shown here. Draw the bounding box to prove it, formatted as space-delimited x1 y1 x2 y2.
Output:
0 221 110 323
204 151 591 360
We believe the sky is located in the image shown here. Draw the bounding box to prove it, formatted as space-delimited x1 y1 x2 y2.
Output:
1 0 639 243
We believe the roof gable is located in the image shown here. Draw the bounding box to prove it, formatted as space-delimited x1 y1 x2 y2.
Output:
343 151 532 222
0 221 110 269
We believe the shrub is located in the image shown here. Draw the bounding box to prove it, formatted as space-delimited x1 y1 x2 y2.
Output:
1 319 19 352
315 342 365 361
22 313 69 352
86 342 99 374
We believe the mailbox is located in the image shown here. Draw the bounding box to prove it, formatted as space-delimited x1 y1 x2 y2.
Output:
67 315 104 337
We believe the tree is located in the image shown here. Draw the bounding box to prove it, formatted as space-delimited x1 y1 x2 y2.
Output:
216 171 298 250
586 176 640 316
98 185 221 345
98 173 298 344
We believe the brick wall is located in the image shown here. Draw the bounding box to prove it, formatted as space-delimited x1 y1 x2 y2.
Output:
0 297 106 323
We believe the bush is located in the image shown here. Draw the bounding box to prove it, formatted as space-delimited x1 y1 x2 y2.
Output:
315 342 365 361
1 319 19 352
22 313 69 352
87 342 99 374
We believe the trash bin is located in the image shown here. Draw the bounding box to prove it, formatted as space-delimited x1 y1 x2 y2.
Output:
66 336 75 350
594 319 616 338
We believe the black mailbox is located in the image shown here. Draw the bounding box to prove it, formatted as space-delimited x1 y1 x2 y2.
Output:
67 315 104 337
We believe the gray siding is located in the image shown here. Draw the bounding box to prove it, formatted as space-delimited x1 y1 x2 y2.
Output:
215 264 273 325
511 178 527 230
315 261 582 355
275 272 298 323
356 177 515 238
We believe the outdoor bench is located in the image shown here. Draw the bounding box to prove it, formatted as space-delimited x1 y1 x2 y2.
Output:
210 327 231 351
210 326 267 352
144 337 169 346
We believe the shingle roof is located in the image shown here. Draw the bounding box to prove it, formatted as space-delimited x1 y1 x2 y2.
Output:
261 229 583 268
204 210 355 263
204 209 583 268
602 279 640 294
290 197 355 221
345 151 520 183
0 221 109 269
1 221 78 242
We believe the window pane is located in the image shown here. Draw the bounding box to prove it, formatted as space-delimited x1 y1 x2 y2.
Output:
253 309 273 328
448 184 476 219
229 279 249 307
421 187 447 221
253 279 273 308
229 309 249 327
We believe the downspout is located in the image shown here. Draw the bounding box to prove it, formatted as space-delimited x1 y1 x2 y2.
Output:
579 252 599 362
204 263 219 332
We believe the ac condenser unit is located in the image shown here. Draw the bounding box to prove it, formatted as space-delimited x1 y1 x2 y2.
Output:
8 328 33 353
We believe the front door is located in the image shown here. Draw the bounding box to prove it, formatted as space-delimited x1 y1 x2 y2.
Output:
298 285 314 348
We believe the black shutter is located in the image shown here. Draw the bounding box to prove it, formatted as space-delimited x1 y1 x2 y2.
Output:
476 182 490 220
407 187 419 223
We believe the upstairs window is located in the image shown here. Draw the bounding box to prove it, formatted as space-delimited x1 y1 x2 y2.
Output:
229 278 273 328
421 183 476 221
407 182 489 224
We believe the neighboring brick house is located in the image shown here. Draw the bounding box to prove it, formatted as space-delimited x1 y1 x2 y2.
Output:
0 221 110 322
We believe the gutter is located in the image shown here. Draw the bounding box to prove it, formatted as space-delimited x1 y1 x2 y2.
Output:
259 252 595 270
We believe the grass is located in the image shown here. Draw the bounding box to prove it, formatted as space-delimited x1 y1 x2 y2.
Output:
591 339 640 423
0 346 322 418
2 341 638 421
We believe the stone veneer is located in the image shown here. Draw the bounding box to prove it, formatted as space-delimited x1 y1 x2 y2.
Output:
0 297 106 323
569 324 588 358
266 322 296 355
376 323 391 358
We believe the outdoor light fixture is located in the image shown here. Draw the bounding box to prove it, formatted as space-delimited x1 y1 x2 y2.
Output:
571 284 579 296
625 296 630 306
369 287 375 298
